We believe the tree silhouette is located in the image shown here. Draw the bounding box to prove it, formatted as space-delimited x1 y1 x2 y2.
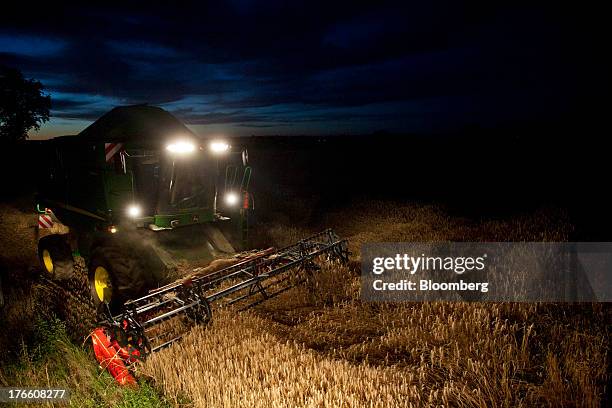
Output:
0 67 50 142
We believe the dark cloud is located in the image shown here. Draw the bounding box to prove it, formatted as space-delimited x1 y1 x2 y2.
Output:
50 98 88 110
175 111 264 125
0 1 606 136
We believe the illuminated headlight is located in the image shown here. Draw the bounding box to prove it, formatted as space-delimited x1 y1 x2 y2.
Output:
127 204 142 218
167 141 196 154
210 141 230 154
225 192 239 206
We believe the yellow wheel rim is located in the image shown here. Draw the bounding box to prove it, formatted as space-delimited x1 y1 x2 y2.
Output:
94 266 112 303
42 249 53 274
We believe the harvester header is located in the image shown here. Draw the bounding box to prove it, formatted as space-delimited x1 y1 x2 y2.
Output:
102 230 348 352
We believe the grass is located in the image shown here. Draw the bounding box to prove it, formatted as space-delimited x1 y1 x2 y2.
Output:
0 316 171 407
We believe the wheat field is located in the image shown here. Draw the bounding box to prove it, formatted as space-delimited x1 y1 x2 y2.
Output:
140 202 608 407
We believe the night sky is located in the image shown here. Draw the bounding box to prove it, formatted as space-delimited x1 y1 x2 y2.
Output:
0 1 606 139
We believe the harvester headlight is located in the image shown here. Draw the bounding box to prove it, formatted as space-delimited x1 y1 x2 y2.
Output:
225 192 239 206
109 226 118 234
210 140 230 154
127 204 142 218
166 141 196 154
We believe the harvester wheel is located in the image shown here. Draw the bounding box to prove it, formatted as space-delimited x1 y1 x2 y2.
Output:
88 245 149 313
37 234 75 280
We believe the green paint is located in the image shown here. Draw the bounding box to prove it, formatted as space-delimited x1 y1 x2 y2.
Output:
153 208 216 228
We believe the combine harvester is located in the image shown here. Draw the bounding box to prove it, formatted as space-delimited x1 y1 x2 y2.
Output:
34 105 348 384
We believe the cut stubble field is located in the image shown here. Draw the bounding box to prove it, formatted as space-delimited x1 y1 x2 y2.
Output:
141 201 610 407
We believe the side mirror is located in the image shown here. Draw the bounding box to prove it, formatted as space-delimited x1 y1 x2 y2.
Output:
242 149 249 166
117 151 127 174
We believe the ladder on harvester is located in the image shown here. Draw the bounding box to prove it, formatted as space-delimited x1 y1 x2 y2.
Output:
98 229 349 358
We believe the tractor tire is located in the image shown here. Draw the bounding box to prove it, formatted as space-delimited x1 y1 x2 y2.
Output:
88 245 150 314
37 234 75 280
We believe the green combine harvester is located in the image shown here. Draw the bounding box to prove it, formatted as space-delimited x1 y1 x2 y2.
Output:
34 105 348 377
35 105 252 312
